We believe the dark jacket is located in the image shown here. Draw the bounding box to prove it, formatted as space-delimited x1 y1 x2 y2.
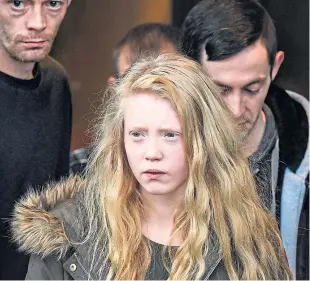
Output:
11 177 229 280
266 84 309 280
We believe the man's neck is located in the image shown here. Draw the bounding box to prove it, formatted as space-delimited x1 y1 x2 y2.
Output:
242 110 266 157
0 48 35 79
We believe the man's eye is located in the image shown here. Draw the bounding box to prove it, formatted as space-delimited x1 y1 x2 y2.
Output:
48 1 63 9
245 88 260 95
10 0 24 9
221 86 230 96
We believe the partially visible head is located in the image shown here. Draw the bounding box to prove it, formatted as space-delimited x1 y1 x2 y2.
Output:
112 23 181 79
85 54 291 280
181 0 284 139
0 0 72 62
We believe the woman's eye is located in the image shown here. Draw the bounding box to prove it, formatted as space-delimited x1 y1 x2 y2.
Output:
166 133 176 137
132 132 141 137
130 131 144 139
164 132 180 139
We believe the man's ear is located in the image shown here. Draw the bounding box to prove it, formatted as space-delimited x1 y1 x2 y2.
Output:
67 0 72 7
271 51 284 81
107 75 116 85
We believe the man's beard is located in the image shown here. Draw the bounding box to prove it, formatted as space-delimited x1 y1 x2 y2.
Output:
9 46 52 63
0 27 55 63
238 114 260 143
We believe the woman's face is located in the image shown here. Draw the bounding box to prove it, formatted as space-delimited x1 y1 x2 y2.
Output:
124 93 189 199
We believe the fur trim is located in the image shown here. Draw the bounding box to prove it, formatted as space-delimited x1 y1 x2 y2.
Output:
11 176 86 259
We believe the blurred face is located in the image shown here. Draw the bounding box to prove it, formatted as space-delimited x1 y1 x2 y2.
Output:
124 93 188 198
0 0 71 62
201 39 283 140
118 42 177 77
117 45 131 77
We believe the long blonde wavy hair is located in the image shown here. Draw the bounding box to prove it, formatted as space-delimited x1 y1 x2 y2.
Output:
80 53 292 280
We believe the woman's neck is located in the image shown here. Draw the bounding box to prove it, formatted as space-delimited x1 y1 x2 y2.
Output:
141 192 184 246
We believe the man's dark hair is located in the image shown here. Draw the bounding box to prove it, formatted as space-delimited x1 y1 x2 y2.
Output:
113 23 181 77
181 0 277 67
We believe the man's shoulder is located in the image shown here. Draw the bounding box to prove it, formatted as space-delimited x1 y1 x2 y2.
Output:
39 56 69 80
266 84 309 122
266 83 309 172
39 56 72 101
285 89 309 112
267 84 308 108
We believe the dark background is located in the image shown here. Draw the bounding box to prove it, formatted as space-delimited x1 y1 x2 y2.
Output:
51 0 308 150
172 0 309 99
50 0 172 150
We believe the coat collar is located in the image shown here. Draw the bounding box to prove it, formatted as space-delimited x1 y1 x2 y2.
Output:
11 176 85 259
11 176 225 279
265 84 309 172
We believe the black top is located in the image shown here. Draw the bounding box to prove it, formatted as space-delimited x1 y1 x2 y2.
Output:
146 239 221 280
146 239 177 280
0 57 72 279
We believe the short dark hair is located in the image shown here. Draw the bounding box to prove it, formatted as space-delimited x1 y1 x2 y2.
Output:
181 0 277 67
113 23 181 77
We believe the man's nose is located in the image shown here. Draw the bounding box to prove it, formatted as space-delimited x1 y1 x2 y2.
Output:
26 7 47 32
225 91 246 119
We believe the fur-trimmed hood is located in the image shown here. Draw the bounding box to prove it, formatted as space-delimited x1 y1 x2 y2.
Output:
11 176 86 259
11 176 228 280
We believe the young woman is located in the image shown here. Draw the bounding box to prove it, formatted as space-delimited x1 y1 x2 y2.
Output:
12 54 292 280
